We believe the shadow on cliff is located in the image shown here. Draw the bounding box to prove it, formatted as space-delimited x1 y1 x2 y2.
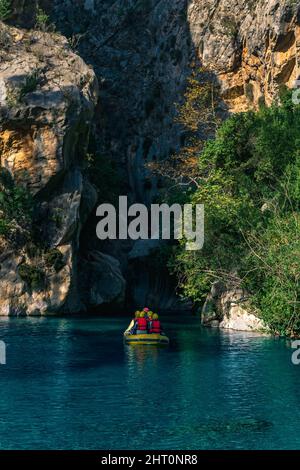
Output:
9 0 229 315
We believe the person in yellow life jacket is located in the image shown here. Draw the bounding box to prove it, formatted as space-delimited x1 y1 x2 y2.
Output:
136 311 148 334
124 311 140 335
150 313 162 334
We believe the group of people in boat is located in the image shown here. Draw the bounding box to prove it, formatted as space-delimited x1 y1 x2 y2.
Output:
125 307 163 336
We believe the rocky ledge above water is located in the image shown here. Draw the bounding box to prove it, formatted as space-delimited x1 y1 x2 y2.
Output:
201 282 266 333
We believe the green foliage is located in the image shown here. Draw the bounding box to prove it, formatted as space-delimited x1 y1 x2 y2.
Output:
44 249 65 273
221 16 238 38
0 169 33 240
0 0 11 21
35 7 49 31
244 212 300 335
6 69 42 108
0 24 12 50
5 86 20 108
245 0 259 11
50 210 64 229
18 264 45 291
20 69 42 99
169 90 300 335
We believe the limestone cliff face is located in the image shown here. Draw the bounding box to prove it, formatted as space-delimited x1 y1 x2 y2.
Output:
0 27 97 195
0 23 125 315
49 0 193 311
1 1 300 315
188 0 300 111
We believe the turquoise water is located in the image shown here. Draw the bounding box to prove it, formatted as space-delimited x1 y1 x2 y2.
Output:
0 315 299 450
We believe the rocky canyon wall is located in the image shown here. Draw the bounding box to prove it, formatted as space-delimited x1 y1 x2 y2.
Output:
188 0 300 111
0 0 299 315
0 23 102 315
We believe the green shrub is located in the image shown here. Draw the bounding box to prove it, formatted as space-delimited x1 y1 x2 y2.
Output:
0 24 12 50
0 0 11 21
5 86 20 108
18 264 45 291
26 241 42 259
0 168 33 241
6 69 42 108
167 89 300 335
44 249 65 273
0 217 9 236
35 7 49 31
246 0 259 10
221 16 238 38
19 69 42 100
50 210 64 229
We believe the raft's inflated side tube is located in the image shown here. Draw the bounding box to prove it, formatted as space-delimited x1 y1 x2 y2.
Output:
124 333 169 345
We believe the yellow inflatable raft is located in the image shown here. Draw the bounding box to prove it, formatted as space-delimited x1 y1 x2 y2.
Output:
124 333 169 345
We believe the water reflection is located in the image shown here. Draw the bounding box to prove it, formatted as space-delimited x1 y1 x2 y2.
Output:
125 344 160 374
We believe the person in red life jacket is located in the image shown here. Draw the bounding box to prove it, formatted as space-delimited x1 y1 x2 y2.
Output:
150 313 162 334
136 311 148 334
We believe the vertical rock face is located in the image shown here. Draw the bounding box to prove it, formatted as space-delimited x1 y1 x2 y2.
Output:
0 30 97 195
9 1 191 204
1 1 300 314
51 0 191 204
50 0 194 310
0 24 101 316
188 0 300 111
42 0 300 185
